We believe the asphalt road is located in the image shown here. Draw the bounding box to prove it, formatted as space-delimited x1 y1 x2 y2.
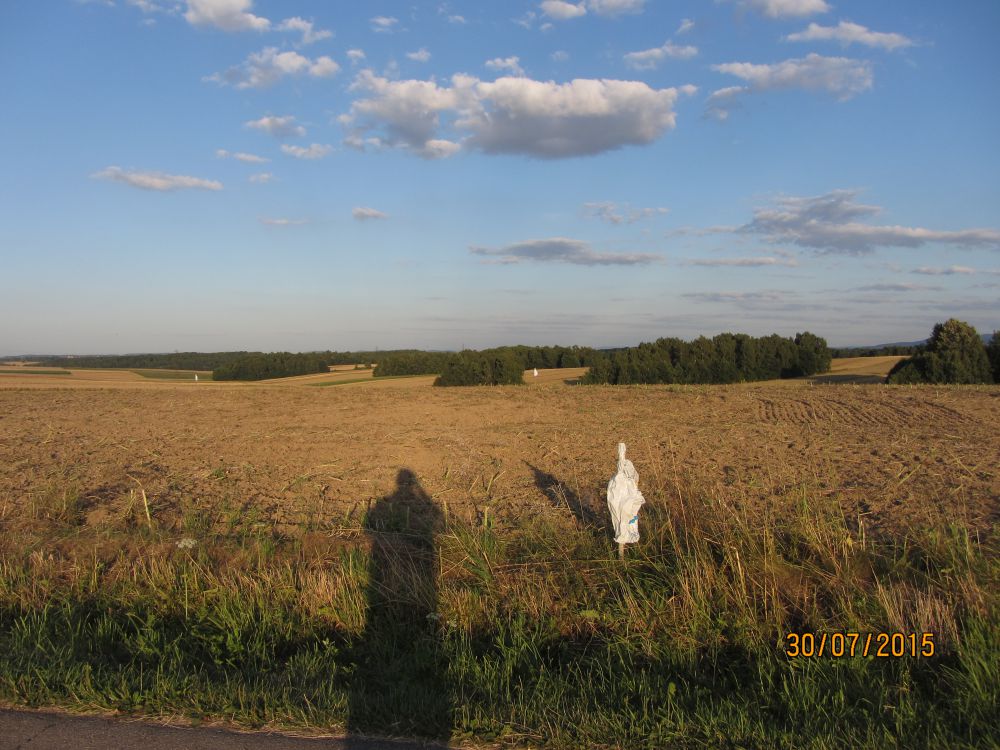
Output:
0 709 453 750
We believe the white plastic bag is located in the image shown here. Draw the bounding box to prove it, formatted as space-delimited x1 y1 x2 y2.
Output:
607 442 645 545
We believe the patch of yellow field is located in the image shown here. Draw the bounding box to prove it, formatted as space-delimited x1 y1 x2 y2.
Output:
809 356 906 384
258 369 375 385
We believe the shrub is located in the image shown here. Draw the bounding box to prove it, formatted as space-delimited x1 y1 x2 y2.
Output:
434 351 525 387
887 319 993 384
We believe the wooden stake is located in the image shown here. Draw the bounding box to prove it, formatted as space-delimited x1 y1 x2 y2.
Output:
618 542 625 561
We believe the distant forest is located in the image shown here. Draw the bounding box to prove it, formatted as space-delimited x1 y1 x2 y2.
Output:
34 352 256 371
829 345 920 358
375 345 602 378
28 336 833 384
582 332 830 385
212 353 329 382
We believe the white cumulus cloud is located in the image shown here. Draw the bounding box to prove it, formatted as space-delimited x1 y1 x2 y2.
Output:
352 207 389 221
587 0 645 16
406 48 432 62
215 149 268 163
280 143 332 159
677 18 694 34
786 21 914 51
370 15 398 32
471 237 661 266
624 41 698 70
184 0 269 31
208 47 339 88
276 16 332 45
743 0 829 19
245 115 306 138
708 53 872 118
248 172 273 183
485 56 525 76
540 1 587 20
541 0 645 20
342 72 684 159
92 166 222 191
713 54 872 99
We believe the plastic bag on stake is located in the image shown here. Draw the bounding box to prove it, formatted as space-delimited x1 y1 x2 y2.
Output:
607 442 645 546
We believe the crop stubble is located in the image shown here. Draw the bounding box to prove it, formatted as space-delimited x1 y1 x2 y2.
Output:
0 381 996 544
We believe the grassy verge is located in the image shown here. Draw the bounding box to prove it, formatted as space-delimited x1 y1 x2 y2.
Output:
131 369 213 381
0 472 995 748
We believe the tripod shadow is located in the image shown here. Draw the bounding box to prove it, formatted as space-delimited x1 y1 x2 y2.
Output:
345 469 452 746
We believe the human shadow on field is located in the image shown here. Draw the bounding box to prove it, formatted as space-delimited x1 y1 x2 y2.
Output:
345 469 452 747
526 462 601 529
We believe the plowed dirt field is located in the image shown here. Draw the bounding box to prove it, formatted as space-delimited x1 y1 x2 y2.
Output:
1 379 996 540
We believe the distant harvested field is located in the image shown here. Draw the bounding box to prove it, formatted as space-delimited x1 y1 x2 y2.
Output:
0 357 904 390
131 369 213 381
811 355 907 384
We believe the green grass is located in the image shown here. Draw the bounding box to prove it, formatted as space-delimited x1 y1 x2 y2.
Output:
0 474 995 748
0 369 72 376
131 369 213 380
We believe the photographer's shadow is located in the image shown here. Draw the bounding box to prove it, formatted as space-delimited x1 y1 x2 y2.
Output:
346 469 452 746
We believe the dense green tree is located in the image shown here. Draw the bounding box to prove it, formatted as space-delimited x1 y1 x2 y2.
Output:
374 352 452 377
887 319 993 384
794 332 833 377
434 350 525 387
213 352 329 381
582 331 830 385
987 332 1000 382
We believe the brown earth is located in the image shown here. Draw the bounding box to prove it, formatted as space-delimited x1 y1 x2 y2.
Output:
1 370 997 543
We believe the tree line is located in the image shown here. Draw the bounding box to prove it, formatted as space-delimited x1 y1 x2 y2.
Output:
829 345 921 358
374 345 601 378
886 320 998 384
582 332 831 385
212 353 329 381
36 352 256 371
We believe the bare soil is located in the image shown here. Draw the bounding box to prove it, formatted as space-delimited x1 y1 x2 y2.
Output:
1 370 996 541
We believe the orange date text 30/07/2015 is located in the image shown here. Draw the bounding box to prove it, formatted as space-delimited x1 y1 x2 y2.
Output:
784 632 936 658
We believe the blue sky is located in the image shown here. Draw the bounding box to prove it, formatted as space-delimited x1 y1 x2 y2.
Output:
1 0 998 354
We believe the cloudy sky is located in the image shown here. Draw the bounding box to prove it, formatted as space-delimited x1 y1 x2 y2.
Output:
2 0 998 353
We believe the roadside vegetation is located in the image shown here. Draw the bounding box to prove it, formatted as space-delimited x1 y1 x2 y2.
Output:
0 463 994 748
